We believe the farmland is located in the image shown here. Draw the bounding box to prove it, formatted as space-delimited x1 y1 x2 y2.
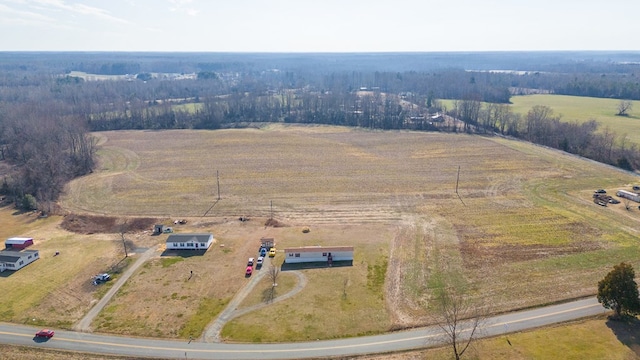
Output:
510 94 640 146
46 124 640 342
2 121 640 356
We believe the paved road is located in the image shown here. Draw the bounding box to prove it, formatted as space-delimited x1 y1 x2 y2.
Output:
0 297 607 359
74 246 159 332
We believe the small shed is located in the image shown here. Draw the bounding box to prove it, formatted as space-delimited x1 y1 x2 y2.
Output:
284 246 354 264
5 237 34 250
166 233 214 251
260 237 275 250
0 249 40 271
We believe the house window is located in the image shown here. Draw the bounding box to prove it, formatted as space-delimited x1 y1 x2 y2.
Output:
180 243 185 247
173 243 179 247
295 253 300 257
200 243 206 247
19 260 24 265
28 255 32 259
187 243 194 247
322 252 327 257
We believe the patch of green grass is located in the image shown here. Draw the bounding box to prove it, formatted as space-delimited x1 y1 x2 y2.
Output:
367 256 387 294
160 257 184 268
178 297 229 339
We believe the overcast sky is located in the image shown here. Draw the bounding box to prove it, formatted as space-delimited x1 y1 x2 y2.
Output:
1 0 639 52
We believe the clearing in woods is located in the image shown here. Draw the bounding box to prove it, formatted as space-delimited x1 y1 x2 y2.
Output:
53 124 640 340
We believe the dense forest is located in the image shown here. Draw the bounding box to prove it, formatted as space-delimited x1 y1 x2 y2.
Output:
1 51 640 212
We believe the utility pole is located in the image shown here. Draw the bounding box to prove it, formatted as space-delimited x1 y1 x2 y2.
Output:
216 170 220 200
455 165 460 194
270 200 273 220
119 221 128 258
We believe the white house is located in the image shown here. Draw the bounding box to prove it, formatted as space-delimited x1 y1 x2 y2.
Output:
166 233 214 251
0 249 40 272
284 246 354 264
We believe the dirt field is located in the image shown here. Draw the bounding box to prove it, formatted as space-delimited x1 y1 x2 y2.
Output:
43 124 640 340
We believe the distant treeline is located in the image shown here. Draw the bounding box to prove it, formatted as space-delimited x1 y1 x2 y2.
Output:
1 52 640 211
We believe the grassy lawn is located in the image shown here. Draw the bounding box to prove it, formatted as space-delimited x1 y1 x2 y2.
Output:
222 224 392 342
0 206 126 329
235 271 298 310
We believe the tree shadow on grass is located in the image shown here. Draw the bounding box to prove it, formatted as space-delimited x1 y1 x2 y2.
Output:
606 316 640 356
262 286 277 304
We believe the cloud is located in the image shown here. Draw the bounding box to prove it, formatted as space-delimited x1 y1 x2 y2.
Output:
0 2 67 27
30 0 132 24
168 0 200 16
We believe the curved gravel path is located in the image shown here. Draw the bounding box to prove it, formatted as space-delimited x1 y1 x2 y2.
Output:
203 259 307 343
73 246 159 332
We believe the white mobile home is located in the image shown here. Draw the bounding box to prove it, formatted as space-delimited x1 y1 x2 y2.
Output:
166 233 214 250
616 190 640 203
284 246 354 264
0 249 40 271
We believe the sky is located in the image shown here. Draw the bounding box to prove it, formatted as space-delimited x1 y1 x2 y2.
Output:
1 0 639 52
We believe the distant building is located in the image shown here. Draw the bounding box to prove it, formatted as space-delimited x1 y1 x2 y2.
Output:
0 249 39 272
260 237 275 250
166 233 214 250
284 246 354 264
5 237 34 250
617 190 640 203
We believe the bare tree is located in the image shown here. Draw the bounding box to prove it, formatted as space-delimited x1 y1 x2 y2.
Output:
434 285 485 360
268 263 280 287
616 100 633 116
265 264 281 302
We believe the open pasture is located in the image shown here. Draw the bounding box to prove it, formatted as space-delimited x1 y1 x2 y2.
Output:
510 94 640 146
57 124 640 340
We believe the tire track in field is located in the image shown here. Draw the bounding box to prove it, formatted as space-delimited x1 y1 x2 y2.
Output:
61 145 141 214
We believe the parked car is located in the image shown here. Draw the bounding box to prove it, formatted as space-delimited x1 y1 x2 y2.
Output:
257 256 264 266
595 189 606 194
92 273 111 285
247 258 255 266
245 266 253 276
260 247 267 257
633 185 640 191
268 248 277 257
35 329 55 338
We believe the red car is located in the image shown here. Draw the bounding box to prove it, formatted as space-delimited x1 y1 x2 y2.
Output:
35 329 55 338
245 266 253 276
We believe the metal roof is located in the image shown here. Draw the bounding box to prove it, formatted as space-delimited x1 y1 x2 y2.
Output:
166 233 213 243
